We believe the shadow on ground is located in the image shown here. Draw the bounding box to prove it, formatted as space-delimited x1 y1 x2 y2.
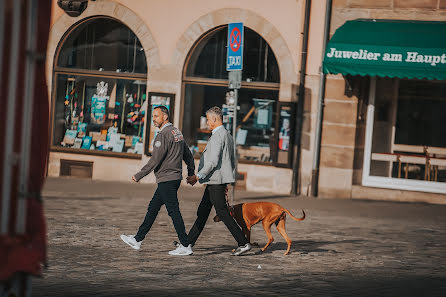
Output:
33 274 446 297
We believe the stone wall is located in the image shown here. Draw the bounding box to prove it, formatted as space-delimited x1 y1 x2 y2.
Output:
318 75 359 198
332 0 446 36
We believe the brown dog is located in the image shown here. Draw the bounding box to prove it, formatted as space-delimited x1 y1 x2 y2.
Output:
214 202 305 255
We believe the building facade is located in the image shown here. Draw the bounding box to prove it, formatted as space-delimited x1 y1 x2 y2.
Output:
46 0 446 203
315 0 446 204
46 0 309 194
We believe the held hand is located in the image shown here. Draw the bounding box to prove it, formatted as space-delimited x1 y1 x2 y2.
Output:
186 175 198 186
132 175 137 182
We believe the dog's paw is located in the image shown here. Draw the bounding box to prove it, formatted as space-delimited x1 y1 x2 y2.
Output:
254 250 263 255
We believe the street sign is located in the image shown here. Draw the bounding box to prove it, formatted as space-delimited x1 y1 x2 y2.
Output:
227 22 244 71
228 70 241 89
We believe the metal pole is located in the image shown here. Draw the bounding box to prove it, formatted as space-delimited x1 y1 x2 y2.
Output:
231 88 238 204
311 0 332 197
291 0 312 195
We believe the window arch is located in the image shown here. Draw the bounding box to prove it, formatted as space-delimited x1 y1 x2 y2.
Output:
182 26 284 165
51 17 148 157
185 26 279 82
57 17 147 74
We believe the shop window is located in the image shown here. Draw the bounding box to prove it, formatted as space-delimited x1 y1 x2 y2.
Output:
52 17 147 157
366 78 446 192
183 84 278 163
53 74 147 154
58 18 147 74
183 26 291 166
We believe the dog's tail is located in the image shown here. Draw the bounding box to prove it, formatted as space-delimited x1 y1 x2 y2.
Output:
283 209 306 222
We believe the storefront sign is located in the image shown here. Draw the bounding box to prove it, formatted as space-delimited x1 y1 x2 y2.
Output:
326 48 446 67
227 22 244 71
323 19 446 80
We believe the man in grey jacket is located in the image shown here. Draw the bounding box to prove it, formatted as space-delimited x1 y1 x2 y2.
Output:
185 106 251 256
120 106 195 256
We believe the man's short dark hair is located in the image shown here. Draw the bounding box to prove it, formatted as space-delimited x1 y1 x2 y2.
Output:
154 105 170 120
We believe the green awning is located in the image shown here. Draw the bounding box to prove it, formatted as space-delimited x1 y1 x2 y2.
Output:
323 19 446 80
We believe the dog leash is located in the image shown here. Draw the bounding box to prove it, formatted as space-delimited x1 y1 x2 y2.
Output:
225 187 234 217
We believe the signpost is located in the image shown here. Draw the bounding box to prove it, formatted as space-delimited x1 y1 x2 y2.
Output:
227 22 243 71
227 22 243 203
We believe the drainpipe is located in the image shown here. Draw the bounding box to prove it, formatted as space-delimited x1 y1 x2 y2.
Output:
291 0 312 195
311 0 332 197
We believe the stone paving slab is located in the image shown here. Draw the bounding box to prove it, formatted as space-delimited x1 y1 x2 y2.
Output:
32 178 446 296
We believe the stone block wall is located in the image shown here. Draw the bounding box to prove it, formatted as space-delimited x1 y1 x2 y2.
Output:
331 0 446 36
318 75 359 198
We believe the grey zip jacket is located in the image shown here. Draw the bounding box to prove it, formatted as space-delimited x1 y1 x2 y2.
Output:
134 123 195 183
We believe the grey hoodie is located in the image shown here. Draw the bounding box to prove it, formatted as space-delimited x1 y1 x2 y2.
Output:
134 123 195 183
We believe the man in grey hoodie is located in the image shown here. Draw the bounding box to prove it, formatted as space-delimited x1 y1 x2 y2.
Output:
120 106 195 256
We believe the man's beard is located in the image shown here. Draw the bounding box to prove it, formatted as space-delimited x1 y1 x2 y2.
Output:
153 121 161 128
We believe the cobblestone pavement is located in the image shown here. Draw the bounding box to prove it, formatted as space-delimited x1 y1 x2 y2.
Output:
32 177 446 297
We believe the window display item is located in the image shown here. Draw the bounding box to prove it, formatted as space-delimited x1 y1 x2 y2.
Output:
278 119 290 151
62 129 77 146
236 129 248 145
132 136 141 148
135 142 143 154
107 126 118 141
81 136 92 149
112 139 125 152
91 95 108 125
253 98 274 129
77 122 87 132
96 140 108 151
73 138 83 149
200 116 207 129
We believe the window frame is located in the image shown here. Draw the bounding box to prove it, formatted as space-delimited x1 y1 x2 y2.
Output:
273 102 296 168
362 77 446 194
144 92 176 156
50 16 148 159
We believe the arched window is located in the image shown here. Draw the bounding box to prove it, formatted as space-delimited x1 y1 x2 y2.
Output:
182 26 285 165
52 17 148 157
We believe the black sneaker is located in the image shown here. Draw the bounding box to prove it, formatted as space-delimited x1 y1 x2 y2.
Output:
232 243 251 256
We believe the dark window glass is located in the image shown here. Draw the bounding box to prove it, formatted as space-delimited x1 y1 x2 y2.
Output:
186 27 280 83
369 78 446 182
395 80 446 147
57 18 147 74
183 84 278 163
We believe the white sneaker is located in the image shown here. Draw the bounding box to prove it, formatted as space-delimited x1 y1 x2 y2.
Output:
168 244 193 256
232 243 251 256
120 234 141 250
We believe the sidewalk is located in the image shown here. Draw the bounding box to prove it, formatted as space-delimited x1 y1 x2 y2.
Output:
33 177 446 297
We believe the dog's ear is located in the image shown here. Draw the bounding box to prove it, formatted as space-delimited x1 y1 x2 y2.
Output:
213 215 221 222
